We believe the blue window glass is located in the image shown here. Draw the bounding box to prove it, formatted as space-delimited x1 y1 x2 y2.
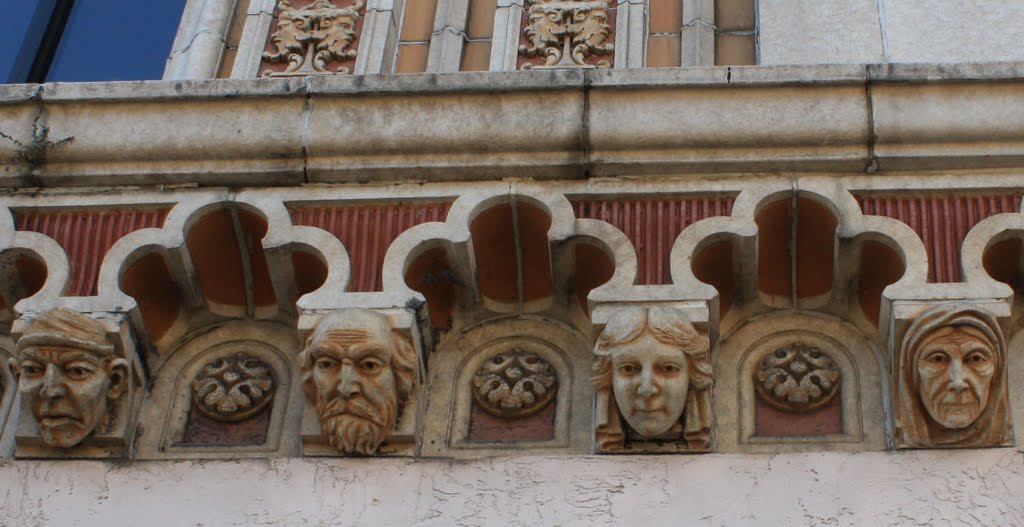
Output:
47 0 188 82
3 0 187 83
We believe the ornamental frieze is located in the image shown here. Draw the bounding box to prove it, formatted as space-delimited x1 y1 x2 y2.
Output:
519 0 615 69
261 0 364 77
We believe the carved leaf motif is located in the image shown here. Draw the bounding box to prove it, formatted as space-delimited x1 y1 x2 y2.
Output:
473 349 557 418
262 0 364 77
191 354 276 422
754 344 840 413
519 1 614 69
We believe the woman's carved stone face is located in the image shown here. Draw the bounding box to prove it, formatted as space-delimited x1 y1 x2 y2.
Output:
915 325 996 429
610 333 689 437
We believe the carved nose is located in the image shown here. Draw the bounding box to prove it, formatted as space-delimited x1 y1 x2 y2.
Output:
337 363 361 398
636 369 658 398
40 364 66 399
948 360 968 393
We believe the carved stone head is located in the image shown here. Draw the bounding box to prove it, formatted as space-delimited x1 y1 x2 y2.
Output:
896 305 1011 448
10 309 128 448
592 306 713 451
298 309 417 455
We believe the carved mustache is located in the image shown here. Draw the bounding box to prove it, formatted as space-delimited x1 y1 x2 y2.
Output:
317 395 385 428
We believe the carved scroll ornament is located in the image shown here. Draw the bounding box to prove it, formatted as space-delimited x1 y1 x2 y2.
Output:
896 305 1012 448
592 306 713 452
473 349 557 418
262 0 364 77
520 0 614 69
754 344 840 413
191 354 276 422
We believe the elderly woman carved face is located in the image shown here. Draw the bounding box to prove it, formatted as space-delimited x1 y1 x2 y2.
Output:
897 304 1011 448
11 309 128 448
593 306 713 450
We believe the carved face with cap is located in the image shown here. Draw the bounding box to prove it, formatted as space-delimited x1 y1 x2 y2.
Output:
11 309 128 448
914 324 996 429
298 309 416 455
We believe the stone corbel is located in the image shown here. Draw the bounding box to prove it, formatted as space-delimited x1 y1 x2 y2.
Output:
889 299 1013 449
589 299 715 453
9 310 145 459
296 307 425 456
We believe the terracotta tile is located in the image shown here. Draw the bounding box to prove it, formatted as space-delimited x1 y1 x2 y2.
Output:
754 390 843 437
461 41 491 71
715 34 756 65
648 0 682 34
396 43 430 73
400 0 438 41
715 0 755 32
466 0 497 39
646 35 681 67
794 197 837 298
217 47 237 78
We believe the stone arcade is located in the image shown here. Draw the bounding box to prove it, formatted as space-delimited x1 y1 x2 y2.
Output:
5 0 1024 524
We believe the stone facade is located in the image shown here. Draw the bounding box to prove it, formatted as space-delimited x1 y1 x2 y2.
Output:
4 0 1024 524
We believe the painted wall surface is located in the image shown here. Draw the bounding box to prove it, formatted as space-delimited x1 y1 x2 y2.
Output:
2 449 1024 526
759 0 1024 65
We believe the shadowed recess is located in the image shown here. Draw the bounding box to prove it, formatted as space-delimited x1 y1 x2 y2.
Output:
0 251 47 313
756 199 791 297
983 238 1024 291
857 192 1022 283
292 251 329 297
857 240 905 327
470 201 554 305
15 208 170 296
289 202 452 292
795 198 838 298
121 252 181 343
692 240 735 319
186 207 276 308
572 196 735 285
405 247 458 329
572 242 615 316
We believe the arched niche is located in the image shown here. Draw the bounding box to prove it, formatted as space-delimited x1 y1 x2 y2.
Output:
135 321 303 459
420 316 594 457
713 311 886 453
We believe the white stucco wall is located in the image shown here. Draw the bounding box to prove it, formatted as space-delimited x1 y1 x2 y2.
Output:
3 449 1024 526
759 0 1024 65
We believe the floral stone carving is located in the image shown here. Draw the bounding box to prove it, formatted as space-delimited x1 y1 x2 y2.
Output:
473 349 557 418
262 0 364 77
9 309 129 448
192 354 276 422
592 306 713 452
896 305 1012 448
520 0 614 69
753 344 840 413
298 309 418 455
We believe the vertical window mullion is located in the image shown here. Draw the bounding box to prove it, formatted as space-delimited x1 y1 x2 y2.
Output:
27 0 76 83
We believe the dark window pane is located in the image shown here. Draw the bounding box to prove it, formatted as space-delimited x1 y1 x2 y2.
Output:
47 0 187 82
1 0 53 83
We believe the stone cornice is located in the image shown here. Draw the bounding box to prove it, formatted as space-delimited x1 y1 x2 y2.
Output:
1 62 1024 188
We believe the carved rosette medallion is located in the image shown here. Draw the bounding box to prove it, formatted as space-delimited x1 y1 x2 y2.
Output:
519 0 614 69
753 344 840 413
262 0 364 77
191 354 276 422
472 349 557 418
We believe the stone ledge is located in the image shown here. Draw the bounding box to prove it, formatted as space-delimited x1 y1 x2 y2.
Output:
0 62 1023 188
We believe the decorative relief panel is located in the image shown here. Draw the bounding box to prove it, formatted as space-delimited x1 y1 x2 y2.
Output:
592 306 713 453
9 309 141 458
753 344 840 414
714 312 885 453
298 309 419 456
134 323 300 460
519 0 615 69
895 305 1012 448
261 0 365 77
472 349 557 419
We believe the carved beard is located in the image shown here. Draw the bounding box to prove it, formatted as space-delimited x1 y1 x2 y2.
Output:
316 393 397 455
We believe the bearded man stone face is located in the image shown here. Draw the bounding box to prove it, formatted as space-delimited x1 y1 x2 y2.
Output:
298 309 417 455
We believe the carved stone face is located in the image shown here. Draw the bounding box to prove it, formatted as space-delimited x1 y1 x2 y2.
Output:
610 333 689 437
16 346 127 448
303 329 398 454
915 325 996 429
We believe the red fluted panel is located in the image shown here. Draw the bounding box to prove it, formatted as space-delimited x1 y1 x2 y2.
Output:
289 203 452 292
857 193 1021 283
15 208 170 296
571 196 735 285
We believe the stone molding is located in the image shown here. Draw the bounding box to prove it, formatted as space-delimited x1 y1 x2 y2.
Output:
3 63 1024 188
